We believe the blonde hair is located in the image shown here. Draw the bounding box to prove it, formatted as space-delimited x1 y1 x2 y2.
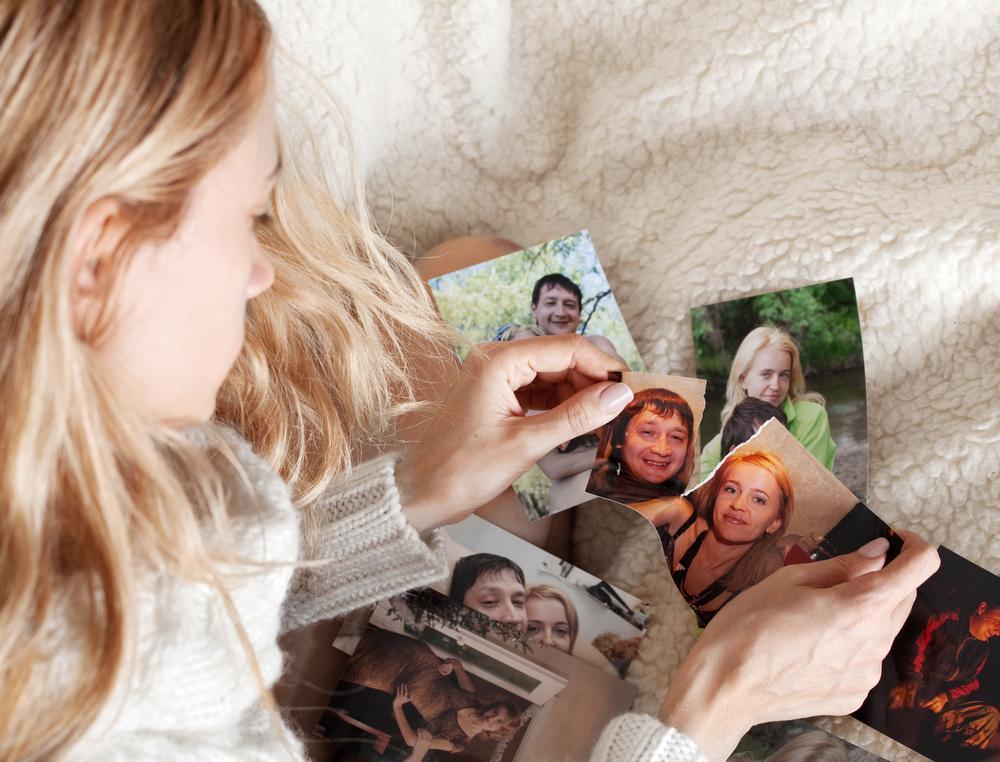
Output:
0 2 449 760
526 583 579 650
720 326 824 427
692 450 794 593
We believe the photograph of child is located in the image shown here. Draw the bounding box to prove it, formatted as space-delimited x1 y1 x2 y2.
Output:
321 620 533 762
690 278 868 499
427 231 645 519
856 546 1000 761
585 371 707 508
441 514 650 677
729 719 886 761
641 420 882 627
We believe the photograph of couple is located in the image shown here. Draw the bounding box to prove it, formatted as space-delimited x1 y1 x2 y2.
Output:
321 615 536 762
441 514 649 677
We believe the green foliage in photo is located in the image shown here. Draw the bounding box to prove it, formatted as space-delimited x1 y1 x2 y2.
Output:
691 278 863 382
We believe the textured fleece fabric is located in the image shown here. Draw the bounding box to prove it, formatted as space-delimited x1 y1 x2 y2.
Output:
261 3 1000 757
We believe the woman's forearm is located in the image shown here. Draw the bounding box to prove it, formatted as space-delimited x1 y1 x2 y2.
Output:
392 702 418 746
451 661 476 692
657 643 750 761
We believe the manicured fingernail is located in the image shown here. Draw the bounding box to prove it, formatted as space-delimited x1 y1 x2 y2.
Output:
858 537 889 558
600 382 633 412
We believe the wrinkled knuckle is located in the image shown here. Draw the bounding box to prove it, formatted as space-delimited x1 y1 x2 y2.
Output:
564 401 592 435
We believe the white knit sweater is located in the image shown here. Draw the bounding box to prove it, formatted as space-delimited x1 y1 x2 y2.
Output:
66 431 703 762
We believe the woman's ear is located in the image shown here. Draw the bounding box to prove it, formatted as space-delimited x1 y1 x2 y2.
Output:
71 198 129 340
765 515 783 535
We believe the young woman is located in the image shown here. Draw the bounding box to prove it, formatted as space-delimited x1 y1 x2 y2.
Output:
698 326 836 481
588 388 696 505
525 583 580 653
643 451 794 626
0 3 939 762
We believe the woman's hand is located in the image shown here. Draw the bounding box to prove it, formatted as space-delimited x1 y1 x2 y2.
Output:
658 531 940 762
394 684 413 708
397 335 632 531
404 728 434 761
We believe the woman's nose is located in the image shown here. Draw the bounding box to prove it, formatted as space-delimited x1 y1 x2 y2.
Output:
542 628 555 646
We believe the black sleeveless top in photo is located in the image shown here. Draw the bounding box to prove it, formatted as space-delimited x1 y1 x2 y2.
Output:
658 514 728 628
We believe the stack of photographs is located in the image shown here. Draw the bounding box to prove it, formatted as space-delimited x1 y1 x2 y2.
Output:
320 232 996 761
317 515 648 761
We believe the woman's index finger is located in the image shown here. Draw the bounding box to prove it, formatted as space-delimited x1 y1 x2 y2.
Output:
491 334 628 391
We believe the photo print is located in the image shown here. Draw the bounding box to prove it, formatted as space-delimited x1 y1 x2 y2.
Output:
441 514 651 677
690 278 868 500
427 230 646 519
585 371 707 510
647 420 893 628
729 719 886 761
319 592 637 762
857 546 1000 762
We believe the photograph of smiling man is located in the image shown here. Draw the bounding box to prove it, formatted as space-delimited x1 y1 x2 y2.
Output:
585 372 706 508
428 231 646 519
690 278 868 499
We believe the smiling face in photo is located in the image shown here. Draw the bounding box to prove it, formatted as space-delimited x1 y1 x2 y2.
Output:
621 410 689 484
740 346 792 408
531 284 580 335
462 569 528 631
712 461 784 543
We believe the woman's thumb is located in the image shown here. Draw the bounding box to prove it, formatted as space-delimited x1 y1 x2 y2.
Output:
521 382 633 455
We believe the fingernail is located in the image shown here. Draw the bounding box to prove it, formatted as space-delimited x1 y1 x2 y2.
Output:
600 382 633 412
858 537 890 558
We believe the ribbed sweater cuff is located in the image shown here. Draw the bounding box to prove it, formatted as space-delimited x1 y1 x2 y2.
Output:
591 714 706 762
281 454 448 632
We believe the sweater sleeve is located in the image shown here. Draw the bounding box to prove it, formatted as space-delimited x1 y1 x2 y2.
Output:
591 714 707 762
281 453 449 632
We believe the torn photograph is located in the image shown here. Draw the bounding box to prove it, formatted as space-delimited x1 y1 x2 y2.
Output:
690 278 868 500
641 420 892 627
856 546 1000 761
427 230 645 519
585 371 706 509
441 514 651 677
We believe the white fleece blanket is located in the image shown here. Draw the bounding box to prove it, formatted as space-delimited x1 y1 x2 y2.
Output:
263 2 999 758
